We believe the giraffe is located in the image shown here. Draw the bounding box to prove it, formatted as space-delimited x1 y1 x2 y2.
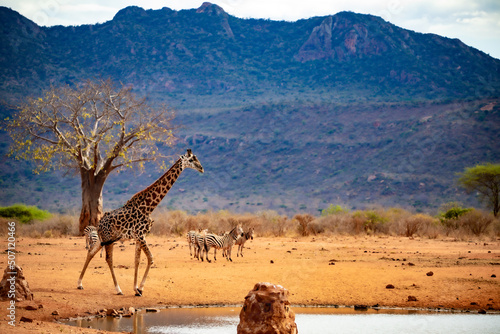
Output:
77 149 204 296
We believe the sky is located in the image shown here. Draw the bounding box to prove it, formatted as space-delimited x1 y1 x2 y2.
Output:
1 0 500 59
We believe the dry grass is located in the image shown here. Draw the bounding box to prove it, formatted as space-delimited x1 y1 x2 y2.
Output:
2 208 498 240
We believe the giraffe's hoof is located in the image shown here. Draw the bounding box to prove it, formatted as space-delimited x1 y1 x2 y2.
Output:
77 286 83 290
135 289 142 297
117 292 123 295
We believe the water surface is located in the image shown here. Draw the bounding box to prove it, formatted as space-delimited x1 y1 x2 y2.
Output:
68 306 500 334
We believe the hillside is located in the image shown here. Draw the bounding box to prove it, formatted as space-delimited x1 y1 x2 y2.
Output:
0 3 499 215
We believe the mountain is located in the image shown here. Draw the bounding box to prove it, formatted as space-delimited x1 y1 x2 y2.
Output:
0 3 499 215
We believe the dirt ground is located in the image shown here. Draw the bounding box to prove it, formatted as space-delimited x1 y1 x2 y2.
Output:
1 235 499 333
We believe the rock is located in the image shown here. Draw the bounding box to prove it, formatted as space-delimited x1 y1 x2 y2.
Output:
106 308 119 317
146 308 159 312
122 307 135 317
354 305 368 311
237 282 298 334
426 271 434 276
0 265 34 301
52 310 59 316
25 305 38 310
386 284 395 289
97 308 107 316
20 316 34 322
407 296 418 302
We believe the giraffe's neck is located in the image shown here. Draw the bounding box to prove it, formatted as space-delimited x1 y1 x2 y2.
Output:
126 158 183 215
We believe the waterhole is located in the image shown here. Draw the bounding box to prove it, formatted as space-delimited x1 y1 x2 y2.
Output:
65 306 500 334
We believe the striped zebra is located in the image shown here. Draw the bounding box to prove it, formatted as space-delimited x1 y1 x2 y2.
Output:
83 225 103 257
194 230 208 261
84 225 99 250
235 227 254 257
204 225 243 262
186 230 197 257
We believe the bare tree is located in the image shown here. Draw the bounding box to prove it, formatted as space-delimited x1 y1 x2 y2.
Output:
4 79 176 233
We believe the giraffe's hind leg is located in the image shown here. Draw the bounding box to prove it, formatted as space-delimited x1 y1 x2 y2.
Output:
77 243 102 290
104 244 123 295
133 241 142 296
134 237 153 296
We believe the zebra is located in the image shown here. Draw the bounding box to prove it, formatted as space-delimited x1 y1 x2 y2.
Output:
84 225 99 250
194 230 208 261
235 227 254 257
83 225 103 257
204 225 243 262
186 230 197 257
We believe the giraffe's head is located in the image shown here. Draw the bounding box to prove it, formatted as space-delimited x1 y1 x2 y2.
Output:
181 149 204 173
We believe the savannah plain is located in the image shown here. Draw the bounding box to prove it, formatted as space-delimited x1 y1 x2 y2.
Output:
0 210 499 333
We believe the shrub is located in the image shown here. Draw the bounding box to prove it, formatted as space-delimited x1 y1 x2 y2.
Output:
321 204 349 216
457 210 495 236
353 210 388 234
0 204 51 223
439 206 473 234
403 213 435 237
441 206 473 220
315 212 353 235
17 214 78 237
294 214 316 236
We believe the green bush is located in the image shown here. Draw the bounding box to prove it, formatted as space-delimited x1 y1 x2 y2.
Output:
353 210 388 234
441 206 472 220
439 206 473 233
0 204 51 223
321 204 349 216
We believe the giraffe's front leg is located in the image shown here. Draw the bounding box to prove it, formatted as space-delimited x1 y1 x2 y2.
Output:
77 243 102 290
104 244 123 295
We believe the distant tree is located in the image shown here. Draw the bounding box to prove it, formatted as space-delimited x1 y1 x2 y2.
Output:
458 163 500 217
3 79 176 233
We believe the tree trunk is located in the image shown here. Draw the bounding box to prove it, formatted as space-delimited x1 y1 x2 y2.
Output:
78 169 106 235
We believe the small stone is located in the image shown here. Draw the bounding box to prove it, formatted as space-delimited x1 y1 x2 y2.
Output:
51 310 59 316
354 305 368 311
478 309 487 314
106 309 119 316
122 306 136 317
426 271 434 276
146 308 159 312
491 274 496 278
270 260 274 264
407 296 418 302
386 284 395 289
20 316 34 322
25 305 38 310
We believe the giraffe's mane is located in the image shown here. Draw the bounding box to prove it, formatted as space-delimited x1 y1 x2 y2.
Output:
125 157 182 205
